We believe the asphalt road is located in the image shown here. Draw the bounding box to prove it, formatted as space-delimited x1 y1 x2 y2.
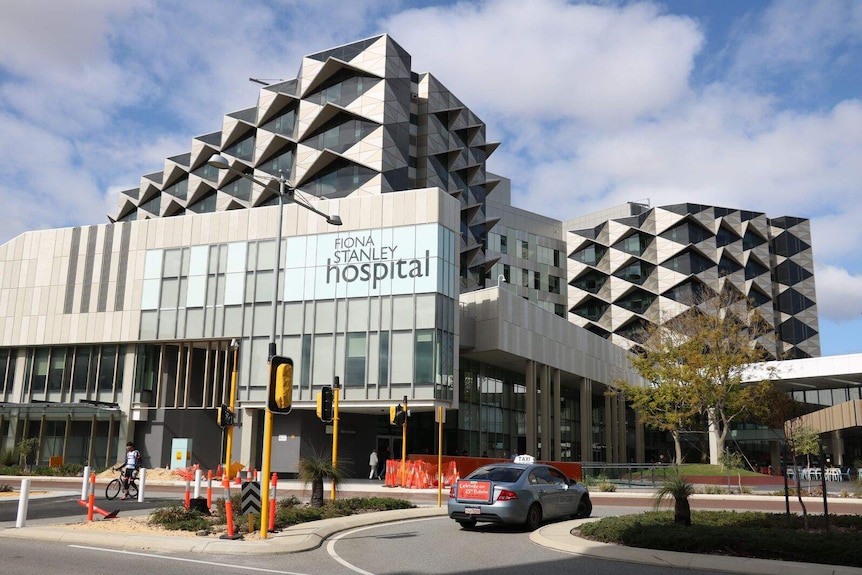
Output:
0 512 739 575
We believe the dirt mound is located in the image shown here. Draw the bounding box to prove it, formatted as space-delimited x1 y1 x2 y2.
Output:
95 467 189 481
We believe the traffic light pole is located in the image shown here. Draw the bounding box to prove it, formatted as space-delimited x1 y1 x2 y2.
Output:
224 339 239 478
401 395 408 487
330 376 340 501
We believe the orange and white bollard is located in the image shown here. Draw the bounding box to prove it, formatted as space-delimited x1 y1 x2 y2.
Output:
220 479 240 540
87 472 96 522
206 469 214 509
184 479 191 509
268 473 277 532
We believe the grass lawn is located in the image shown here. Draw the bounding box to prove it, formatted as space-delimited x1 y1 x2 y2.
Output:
578 510 862 568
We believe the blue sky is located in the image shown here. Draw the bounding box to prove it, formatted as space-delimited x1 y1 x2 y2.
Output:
1 0 860 355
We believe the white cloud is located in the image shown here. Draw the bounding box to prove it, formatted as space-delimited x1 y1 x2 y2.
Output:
729 0 862 83
1 0 861 353
813 264 862 322
385 0 703 126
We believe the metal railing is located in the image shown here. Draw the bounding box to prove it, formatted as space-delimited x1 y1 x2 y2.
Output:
580 462 678 487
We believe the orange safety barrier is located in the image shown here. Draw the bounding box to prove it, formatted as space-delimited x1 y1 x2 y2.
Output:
171 463 200 481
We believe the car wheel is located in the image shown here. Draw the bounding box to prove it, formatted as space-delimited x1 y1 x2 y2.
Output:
524 503 542 531
575 496 592 518
457 519 477 529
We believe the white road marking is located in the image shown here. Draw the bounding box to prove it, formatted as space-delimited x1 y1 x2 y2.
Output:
326 517 439 575
68 545 308 574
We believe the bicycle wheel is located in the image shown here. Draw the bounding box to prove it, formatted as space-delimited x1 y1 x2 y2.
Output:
105 478 122 500
128 481 138 499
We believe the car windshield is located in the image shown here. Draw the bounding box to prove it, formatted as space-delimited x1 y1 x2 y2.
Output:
468 466 524 483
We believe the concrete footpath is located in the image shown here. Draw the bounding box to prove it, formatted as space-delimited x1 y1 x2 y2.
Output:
2 478 862 575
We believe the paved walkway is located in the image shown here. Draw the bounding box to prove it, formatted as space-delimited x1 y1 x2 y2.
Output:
2 478 862 575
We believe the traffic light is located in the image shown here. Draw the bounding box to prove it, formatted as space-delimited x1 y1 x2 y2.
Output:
390 403 407 426
268 355 294 414
316 386 333 422
217 404 234 428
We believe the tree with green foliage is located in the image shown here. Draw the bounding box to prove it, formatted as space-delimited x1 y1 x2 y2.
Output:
297 448 345 508
718 448 745 492
613 332 700 464
16 438 38 470
617 286 774 465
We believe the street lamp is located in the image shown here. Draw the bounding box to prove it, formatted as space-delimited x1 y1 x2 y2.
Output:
207 153 342 538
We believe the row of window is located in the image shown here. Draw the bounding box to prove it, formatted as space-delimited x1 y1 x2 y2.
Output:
0 345 128 403
487 231 563 267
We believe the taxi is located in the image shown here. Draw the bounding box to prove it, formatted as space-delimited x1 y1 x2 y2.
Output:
447 455 591 530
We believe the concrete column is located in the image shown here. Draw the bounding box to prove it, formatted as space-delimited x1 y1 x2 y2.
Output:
829 431 845 465
525 360 537 457
239 407 256 470
635 411 645 463
604 394 614 463
579 378 592 462
617 393 627 463
539 364 551 460
552 369 561 461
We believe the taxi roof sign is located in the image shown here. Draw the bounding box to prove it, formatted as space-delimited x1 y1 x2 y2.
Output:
513 454 535 464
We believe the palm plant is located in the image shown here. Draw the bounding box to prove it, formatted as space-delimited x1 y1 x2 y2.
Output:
654 473 695 526
297 450 345 508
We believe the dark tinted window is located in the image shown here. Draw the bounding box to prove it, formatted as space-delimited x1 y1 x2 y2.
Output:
469 466 524 483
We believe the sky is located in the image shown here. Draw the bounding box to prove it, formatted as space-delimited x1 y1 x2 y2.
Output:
0 0 860 356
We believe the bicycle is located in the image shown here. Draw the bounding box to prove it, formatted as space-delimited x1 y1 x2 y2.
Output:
106 467 139 500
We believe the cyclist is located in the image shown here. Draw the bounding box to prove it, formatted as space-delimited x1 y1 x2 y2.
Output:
114 441 142 500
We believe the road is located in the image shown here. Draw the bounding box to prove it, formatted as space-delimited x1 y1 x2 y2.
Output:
0 514 739 575
2 478 861 575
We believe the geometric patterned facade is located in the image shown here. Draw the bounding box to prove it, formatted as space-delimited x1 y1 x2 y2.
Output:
566 202 820 359
114 34 500 292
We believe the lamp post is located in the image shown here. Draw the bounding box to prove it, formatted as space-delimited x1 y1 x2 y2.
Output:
207 154 342 538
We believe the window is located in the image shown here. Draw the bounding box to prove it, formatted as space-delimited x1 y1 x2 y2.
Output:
572 244 604 266
345 333 367 387
500 235 508 254
548 275 561 294
519 240 529 259
414 330 434 384
378 332 389 388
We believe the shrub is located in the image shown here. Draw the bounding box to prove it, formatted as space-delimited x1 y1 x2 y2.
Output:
0 484 12 493
0 448 18 466
597 481 617 492
149 505 212 532
578 511 862 568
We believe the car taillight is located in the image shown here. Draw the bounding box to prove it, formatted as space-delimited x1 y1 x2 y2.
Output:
449 485 456 498
496 489 518 501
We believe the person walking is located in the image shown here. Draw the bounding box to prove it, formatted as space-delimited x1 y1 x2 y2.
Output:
369 448 379 480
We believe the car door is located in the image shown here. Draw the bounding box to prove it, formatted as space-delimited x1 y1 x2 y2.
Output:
529 466 561 518
547 466 578 516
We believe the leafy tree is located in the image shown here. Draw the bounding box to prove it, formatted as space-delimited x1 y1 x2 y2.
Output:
718 449 745 492
16 438 38 470
612 330 700 464
297 448 345 508
620 286 773 464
